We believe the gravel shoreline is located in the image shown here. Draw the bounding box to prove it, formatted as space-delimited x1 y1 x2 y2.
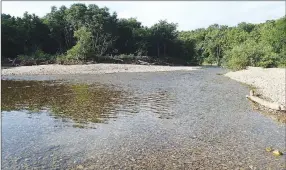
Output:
2 64 285 107
1 64 200 75
3 67 286 169
225 67 286 107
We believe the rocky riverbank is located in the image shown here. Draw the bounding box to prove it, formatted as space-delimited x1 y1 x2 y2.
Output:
225 67 286 107
1 64 201 76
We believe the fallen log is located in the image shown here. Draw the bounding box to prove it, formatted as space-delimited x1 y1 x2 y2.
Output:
137 60 150 65
7 58 21 66
246 90 285 111
113 58 123 63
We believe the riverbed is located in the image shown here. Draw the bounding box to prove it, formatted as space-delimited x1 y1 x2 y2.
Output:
2 67 285 169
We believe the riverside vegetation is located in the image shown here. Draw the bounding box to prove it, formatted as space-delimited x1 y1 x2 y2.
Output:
2 3 285 70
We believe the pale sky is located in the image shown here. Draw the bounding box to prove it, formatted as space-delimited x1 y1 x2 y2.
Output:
2 1 285 31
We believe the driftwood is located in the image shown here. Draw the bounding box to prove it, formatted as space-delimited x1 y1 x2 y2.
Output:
246 90 286 111
7 58 20 66
113 58 123 63
137 60 150 65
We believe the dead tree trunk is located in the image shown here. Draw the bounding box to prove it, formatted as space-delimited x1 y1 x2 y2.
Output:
246 90 286 111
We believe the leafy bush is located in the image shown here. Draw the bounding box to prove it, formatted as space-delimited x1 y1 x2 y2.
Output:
203 56 216 65
55 54 82 65
66 44 84 60
277 48 286 68
17 54 29 61
17 49 51 61
66 27 93 61
224 44 249 70
15 49 56 65
226 54 249 71
224 40 279 70
33 49 52 60
257 54 279 68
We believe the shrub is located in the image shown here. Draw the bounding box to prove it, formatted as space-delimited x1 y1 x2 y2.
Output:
17 49 51 61
33 49 51 60
224 44 250 70
224 40 279 70
226 54 249 71
17 54 30 61
277 48 286 68
66 27 93 61
55 54 82 65
257 54 279 68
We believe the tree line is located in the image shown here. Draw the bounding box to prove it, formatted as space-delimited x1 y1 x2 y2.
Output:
2 3 285 70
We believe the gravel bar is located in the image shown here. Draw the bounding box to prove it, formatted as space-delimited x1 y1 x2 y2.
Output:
225 67 286 107
1 64 200 75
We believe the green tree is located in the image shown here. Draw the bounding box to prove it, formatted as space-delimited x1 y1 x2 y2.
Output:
43 5 74 53
1 3 284 67
149 20 178 58
66 26 93 60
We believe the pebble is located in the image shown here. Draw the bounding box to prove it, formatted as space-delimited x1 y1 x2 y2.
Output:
272 150 283 156
77 165 84 169
265 147 273 152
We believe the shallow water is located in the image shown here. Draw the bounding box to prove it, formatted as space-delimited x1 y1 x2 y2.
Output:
2 68 286 169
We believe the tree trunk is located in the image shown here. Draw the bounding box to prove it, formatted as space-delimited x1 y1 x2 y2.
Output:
217 46 221 66
157 43 160 58
59 42 63 53
164 43 166 57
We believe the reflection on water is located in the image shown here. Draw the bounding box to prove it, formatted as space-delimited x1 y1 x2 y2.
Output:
1 80 127 126
2 80 176 169
2 80 175 128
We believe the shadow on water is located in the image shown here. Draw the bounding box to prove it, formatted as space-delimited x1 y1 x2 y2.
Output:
1 80 129 127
